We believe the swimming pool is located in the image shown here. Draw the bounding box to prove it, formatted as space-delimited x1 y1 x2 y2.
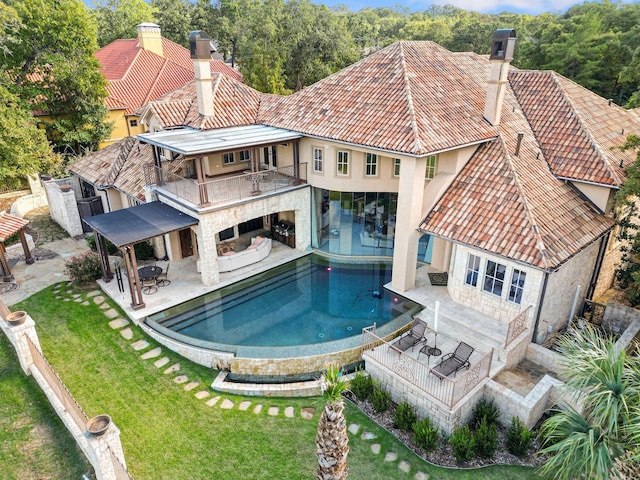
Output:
147 254 417 349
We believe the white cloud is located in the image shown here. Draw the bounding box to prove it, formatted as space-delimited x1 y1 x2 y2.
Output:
407 0 601 15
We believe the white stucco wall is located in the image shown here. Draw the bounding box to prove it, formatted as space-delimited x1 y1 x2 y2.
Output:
44 181 83 237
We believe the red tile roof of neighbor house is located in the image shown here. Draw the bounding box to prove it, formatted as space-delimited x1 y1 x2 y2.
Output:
419 60 616 271
96 38 242 115
510 70 639 187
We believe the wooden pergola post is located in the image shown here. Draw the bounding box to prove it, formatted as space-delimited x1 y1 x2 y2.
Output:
94 231 113 282
123 244 145 310
0 243 14 282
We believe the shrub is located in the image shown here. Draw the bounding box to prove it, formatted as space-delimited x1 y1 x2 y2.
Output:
64 252 102 285
134 241 154 261
370 383 391 413
349 369 373 401
450 425 476 463
506 417 532 457
472 398 500 428
86 234 119 256
393 400 417 431
412 417 439 452
474 416 498 458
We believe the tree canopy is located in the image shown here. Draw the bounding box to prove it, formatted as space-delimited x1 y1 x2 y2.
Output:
93 0 155 47
2 0 111 155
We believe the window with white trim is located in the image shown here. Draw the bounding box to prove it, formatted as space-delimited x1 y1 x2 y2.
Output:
465 254 481 287
393 158 401 177
365 153 378 176
425 154 437 179
313 148 323 172
239 150 250 162
337 151 349 176
483 260 506 297
223 152 235 165
508 269 526 304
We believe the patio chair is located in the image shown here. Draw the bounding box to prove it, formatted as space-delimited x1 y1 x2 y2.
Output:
141 277 158 295
392 319 427 352
156 263 170 287
431 342 474 378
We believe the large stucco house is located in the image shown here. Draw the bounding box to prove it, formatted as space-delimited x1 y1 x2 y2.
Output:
68 30 640 431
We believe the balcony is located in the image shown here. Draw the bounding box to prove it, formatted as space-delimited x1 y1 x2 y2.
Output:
143 163 307 210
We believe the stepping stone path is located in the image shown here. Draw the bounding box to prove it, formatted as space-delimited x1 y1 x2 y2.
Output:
206 396 221 407
384 452 398 462
141 347 162 360
284 407 294 418
361 431 376 441
131 340 149 351
103 308 119 319
154 357 170 368
93 296 105 305
268 407 279 416
86 290 101 297
72 294 81 298
253 404 263 414
120 328 133 340
163 363 180 375
301 407 316 419
348 423 360 435
414 473 429 480
220 399 234 409
174 375 188 384
74 298 83 303
82 301 89 306
371 444 381 455
195 391 210 400
398 460 411 473
100 303 110 310
239 401 251 411
108 318 129 329
63 298 71 302
184 381 200 391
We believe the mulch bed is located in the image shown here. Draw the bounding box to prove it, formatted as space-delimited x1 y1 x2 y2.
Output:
345 392 547 470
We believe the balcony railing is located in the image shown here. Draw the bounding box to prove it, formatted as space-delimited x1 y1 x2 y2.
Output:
144 163 307 208
504 305 532 348
362 326 493 409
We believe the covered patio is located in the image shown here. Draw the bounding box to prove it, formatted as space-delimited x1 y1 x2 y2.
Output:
83 201 198 310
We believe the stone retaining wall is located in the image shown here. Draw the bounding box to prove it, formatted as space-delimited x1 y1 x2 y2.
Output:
602 302 640 336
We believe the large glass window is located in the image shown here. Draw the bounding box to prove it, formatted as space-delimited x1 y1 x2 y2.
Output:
509 269 526 304
483 260 506 297
239 150 250 162
223 152 235 165
425 154 437 179
313 148 323 172
337 151 349 176
365 153 378 176
465 254 481 287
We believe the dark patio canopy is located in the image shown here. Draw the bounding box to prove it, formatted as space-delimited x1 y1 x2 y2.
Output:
83 201 198 247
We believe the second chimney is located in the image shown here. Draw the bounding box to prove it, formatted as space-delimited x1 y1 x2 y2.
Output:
137 23 163 57
189 30 214 117
483 29 516 126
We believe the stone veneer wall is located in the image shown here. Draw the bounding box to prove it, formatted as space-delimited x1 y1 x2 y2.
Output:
594 234 622 301
365 357 485 436
535 241 600 344
602 301 640 335
44 178 83 237
448 244 543 324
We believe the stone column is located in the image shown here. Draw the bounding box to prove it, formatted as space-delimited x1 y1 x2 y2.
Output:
0 312 41 375
197 216 220 286
84 422 126 480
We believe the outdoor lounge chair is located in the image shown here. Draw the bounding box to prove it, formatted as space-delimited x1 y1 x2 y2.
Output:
392 319 427 352
431 342 474 378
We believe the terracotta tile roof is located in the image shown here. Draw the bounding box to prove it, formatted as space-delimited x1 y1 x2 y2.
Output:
0 213 29 242
68 141 123 186
259 41 497 155
510 70 640 187
141 74 261 130
420 81 615 270
95 37 242 115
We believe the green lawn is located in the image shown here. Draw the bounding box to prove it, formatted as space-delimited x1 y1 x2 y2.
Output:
10 283 540 479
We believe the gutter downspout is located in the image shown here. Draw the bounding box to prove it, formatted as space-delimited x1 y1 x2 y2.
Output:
531 271 550 344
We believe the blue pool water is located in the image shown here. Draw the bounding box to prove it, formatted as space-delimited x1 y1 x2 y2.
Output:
148 254 415 347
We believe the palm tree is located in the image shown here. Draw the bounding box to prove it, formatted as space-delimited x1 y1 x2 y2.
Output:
539 324 640 480
316 365 349 480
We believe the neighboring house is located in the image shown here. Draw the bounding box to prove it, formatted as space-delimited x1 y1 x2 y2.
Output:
96 23 242 148
72 30 640 343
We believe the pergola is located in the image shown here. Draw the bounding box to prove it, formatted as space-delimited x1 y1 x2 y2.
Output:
0 213 34 282
83 201 198 310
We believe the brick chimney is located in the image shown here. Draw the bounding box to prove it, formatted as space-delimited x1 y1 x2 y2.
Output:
483 29 516 126
189 30 214 117
137 23 163 57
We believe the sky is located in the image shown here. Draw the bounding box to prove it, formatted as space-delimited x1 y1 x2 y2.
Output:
316 0 639 15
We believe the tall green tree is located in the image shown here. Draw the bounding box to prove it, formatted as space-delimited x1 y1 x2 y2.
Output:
538 325 640 480
93 0 155 47
0 85 60 189
151 0 192 46
2 0 111 155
